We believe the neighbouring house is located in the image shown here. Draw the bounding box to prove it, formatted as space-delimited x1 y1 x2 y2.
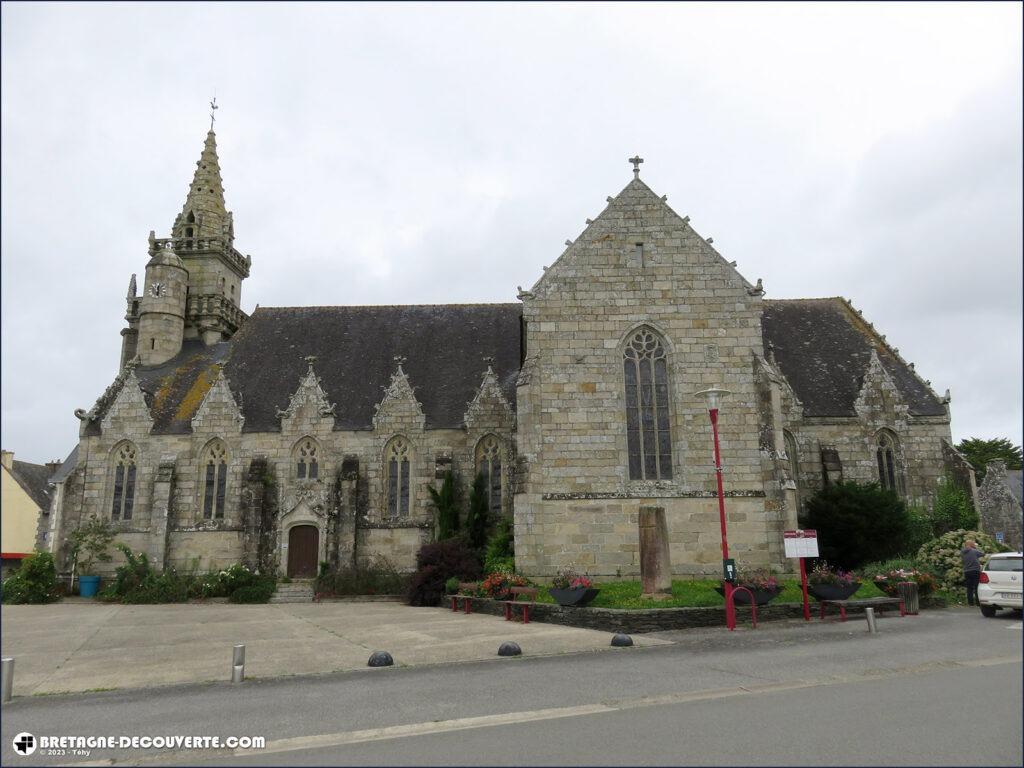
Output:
1 450 59 577
977 459 1023 550
47 124 969 580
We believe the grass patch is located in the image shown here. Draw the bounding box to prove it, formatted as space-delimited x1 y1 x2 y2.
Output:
531 578 888 609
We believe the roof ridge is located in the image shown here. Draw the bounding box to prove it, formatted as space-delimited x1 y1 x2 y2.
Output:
253 303 522 312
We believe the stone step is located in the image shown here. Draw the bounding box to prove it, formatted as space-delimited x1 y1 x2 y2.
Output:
269 580 316 604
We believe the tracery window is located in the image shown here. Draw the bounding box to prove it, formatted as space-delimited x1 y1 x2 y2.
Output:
294 438 319 480
110 442 137 521
623 327 672 480
876 430 903 494
201 440 228 519
385 436 412 517
475 434 503 516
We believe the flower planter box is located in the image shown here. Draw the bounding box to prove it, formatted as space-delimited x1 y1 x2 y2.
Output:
807 582 861 602
548 587 600 607
714 585 781 606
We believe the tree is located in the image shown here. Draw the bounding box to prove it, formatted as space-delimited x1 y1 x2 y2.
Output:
465 473 490 550
69 515 116 575
955 437 1023 485
427 470 461 541
803 481 913 569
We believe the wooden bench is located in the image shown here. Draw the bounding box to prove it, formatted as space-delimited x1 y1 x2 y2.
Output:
504 587 539 623
819 596 905 622
450 582 479 614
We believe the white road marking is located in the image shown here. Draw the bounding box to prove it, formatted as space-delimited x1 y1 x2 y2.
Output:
1008 623 1022 630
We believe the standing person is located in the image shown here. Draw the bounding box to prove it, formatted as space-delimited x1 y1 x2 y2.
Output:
961 539 985 607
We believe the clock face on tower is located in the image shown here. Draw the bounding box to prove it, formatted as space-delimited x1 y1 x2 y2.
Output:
149 282 165 297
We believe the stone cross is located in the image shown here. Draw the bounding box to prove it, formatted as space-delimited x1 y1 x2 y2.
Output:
303 355 318 369
483 356 495 370
393 355 407 370
629 155 644 177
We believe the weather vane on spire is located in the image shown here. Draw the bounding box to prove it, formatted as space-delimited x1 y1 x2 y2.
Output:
629 155 644 177
209 96 219 131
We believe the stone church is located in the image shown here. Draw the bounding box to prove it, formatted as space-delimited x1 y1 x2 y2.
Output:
46 125 971 579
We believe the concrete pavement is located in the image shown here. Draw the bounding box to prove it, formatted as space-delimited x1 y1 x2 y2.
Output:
0 600 668 695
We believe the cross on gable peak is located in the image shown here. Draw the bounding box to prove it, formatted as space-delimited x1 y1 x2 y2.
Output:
629 155 644 177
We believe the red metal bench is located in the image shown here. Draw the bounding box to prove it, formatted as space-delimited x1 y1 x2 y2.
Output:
450 582 479 614
503 587 538 623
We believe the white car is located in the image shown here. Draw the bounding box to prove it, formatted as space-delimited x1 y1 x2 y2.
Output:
978 551 1023 617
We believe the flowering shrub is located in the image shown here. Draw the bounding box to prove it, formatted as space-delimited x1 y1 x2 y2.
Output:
551 567 593 590
871 568 937 597
737 567 779 591
808 562 859 587
480 571 527 600
917 530 1009 591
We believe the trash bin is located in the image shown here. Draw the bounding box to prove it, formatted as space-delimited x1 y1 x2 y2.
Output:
896 581 919 615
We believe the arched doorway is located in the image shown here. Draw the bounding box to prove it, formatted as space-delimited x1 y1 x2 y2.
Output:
287 525 319 578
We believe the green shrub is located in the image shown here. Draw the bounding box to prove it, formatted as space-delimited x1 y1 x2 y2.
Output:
465 473 490 550
445 576 460 595
804 481 912 569
931 476 977 535
917 530 1010 591
1 552 61 604
229 575 277 603
483 517 514 573
429 470 462 541
905 505 935 554
316 555 408 596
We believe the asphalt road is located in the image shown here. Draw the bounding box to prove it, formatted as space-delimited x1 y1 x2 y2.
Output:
1 608 1020 767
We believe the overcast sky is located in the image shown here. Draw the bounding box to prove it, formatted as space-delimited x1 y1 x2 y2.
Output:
2 2 1021 465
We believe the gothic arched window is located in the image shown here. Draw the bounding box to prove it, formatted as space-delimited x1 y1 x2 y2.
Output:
201 440 228 519
294 438 319 480
385 436 412 517
110 442 137 521
876 430 903 494
623 327 672 480
475 434 503 516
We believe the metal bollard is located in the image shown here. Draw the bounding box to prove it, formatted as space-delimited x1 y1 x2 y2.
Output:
2 658 13 703
231 645 245 683
865 607 878 634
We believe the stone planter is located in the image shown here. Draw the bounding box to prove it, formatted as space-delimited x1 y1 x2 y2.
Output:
548 587 600 607
807 582 861 602
714 585 782 606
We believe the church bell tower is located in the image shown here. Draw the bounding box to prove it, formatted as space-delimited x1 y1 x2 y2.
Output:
120 105 252 369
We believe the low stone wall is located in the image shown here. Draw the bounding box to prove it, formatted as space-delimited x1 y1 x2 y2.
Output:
456 595 945 634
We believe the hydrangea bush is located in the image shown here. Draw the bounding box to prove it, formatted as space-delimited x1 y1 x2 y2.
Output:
916 530 1009 591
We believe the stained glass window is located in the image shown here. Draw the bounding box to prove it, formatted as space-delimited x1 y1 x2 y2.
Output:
110 442 137 521
201 440 228 519
623 328 672 480
386 437 412 517
476 434 503 516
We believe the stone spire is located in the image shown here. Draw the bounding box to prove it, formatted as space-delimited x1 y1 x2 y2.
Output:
172 128 231 242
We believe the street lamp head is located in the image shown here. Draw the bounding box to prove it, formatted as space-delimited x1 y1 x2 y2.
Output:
695 387 732 411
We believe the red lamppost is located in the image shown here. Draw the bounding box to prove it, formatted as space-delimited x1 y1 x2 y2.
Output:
696 387 736 631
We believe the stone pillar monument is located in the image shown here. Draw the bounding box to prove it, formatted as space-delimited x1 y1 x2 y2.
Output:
639 505 672 600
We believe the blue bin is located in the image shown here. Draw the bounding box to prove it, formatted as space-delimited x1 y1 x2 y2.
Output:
79 575 101 598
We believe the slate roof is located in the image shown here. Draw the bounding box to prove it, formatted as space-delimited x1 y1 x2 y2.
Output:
48 445 79 485
9 459 52 510
121 304 523 434
761 298 946 418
